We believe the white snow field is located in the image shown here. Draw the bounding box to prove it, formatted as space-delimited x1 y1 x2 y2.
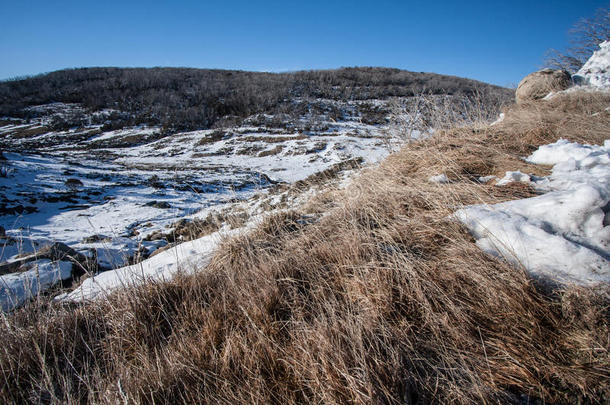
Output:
0 99 397 308
455 139 610 285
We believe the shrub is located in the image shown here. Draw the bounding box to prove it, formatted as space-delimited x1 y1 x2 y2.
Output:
64 178 83 190
545 6 610 73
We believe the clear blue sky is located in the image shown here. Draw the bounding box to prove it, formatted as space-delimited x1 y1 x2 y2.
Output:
1 0 608 86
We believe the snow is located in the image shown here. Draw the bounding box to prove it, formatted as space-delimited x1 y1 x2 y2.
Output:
478 175 497 183
455 139 610 285
528 140 610 193
0 260 72 311
116 125 389 184
490 113 505 126
428 173 450 184
496 171 532 186
527 139 607 165
573 41 610 90
88 127 158 142
58 225 248 302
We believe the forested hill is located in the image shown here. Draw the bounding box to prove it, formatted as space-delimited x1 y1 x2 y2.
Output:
0 67 513 131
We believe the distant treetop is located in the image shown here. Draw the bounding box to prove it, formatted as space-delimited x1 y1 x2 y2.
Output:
0 67 512 132
545 6 610 73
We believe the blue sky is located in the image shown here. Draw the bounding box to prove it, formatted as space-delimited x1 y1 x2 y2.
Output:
1 0 608 86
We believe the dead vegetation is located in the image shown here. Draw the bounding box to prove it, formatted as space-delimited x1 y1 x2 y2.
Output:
0 91 608 404
195 130 228 146
258 145 284 157
242 134 309 143
5 125 50 139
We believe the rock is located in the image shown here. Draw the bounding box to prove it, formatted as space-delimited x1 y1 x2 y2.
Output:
0 242 88 275
82 234 109 243
148 243 176 258
515 69 571 104
144 230 165 241
64 178 83 189
145 200 171 209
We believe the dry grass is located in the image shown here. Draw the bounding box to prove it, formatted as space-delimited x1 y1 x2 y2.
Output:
498 91 610 148
6 125 50 140
1 92 609 404
242 135 309 143
258 145 285 157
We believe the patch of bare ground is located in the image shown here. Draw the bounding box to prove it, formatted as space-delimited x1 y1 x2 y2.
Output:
4 125 50 139
241 134 309 143
1 92 608 404
195 130 228 146
258 145 284 157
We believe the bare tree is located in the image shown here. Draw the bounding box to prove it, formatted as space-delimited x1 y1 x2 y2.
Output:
545 6 610 73
0 67 512 133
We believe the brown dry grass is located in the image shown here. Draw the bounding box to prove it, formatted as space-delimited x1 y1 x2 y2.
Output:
7 125 50 140
1 91 609 404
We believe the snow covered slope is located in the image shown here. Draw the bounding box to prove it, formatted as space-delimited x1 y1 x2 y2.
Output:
573 41 610 89
0 100 398 309
1 105 389 256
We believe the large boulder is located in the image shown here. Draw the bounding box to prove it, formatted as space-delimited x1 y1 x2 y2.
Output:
515 69 571 104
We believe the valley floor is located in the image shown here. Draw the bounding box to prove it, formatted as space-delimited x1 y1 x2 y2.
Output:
0 103 394 309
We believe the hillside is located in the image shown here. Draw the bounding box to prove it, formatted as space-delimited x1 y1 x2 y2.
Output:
0 67 513 311
1 85 609 403
0 67 512 131
1 50 609 403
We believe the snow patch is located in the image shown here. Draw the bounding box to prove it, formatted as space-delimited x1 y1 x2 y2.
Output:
573 41 610 90
478 175 497 183
490 113 505 126
0 260 72 311
496 171 532 186
455 139 610 285
526 139 608 165
57 224 252 302
428 173 451 184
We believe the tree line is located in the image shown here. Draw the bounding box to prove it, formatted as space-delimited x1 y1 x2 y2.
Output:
0 67 513 132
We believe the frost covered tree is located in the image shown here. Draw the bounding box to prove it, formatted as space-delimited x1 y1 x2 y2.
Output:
545 6 610 73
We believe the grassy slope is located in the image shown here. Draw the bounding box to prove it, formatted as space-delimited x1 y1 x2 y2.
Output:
1 92 609 404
